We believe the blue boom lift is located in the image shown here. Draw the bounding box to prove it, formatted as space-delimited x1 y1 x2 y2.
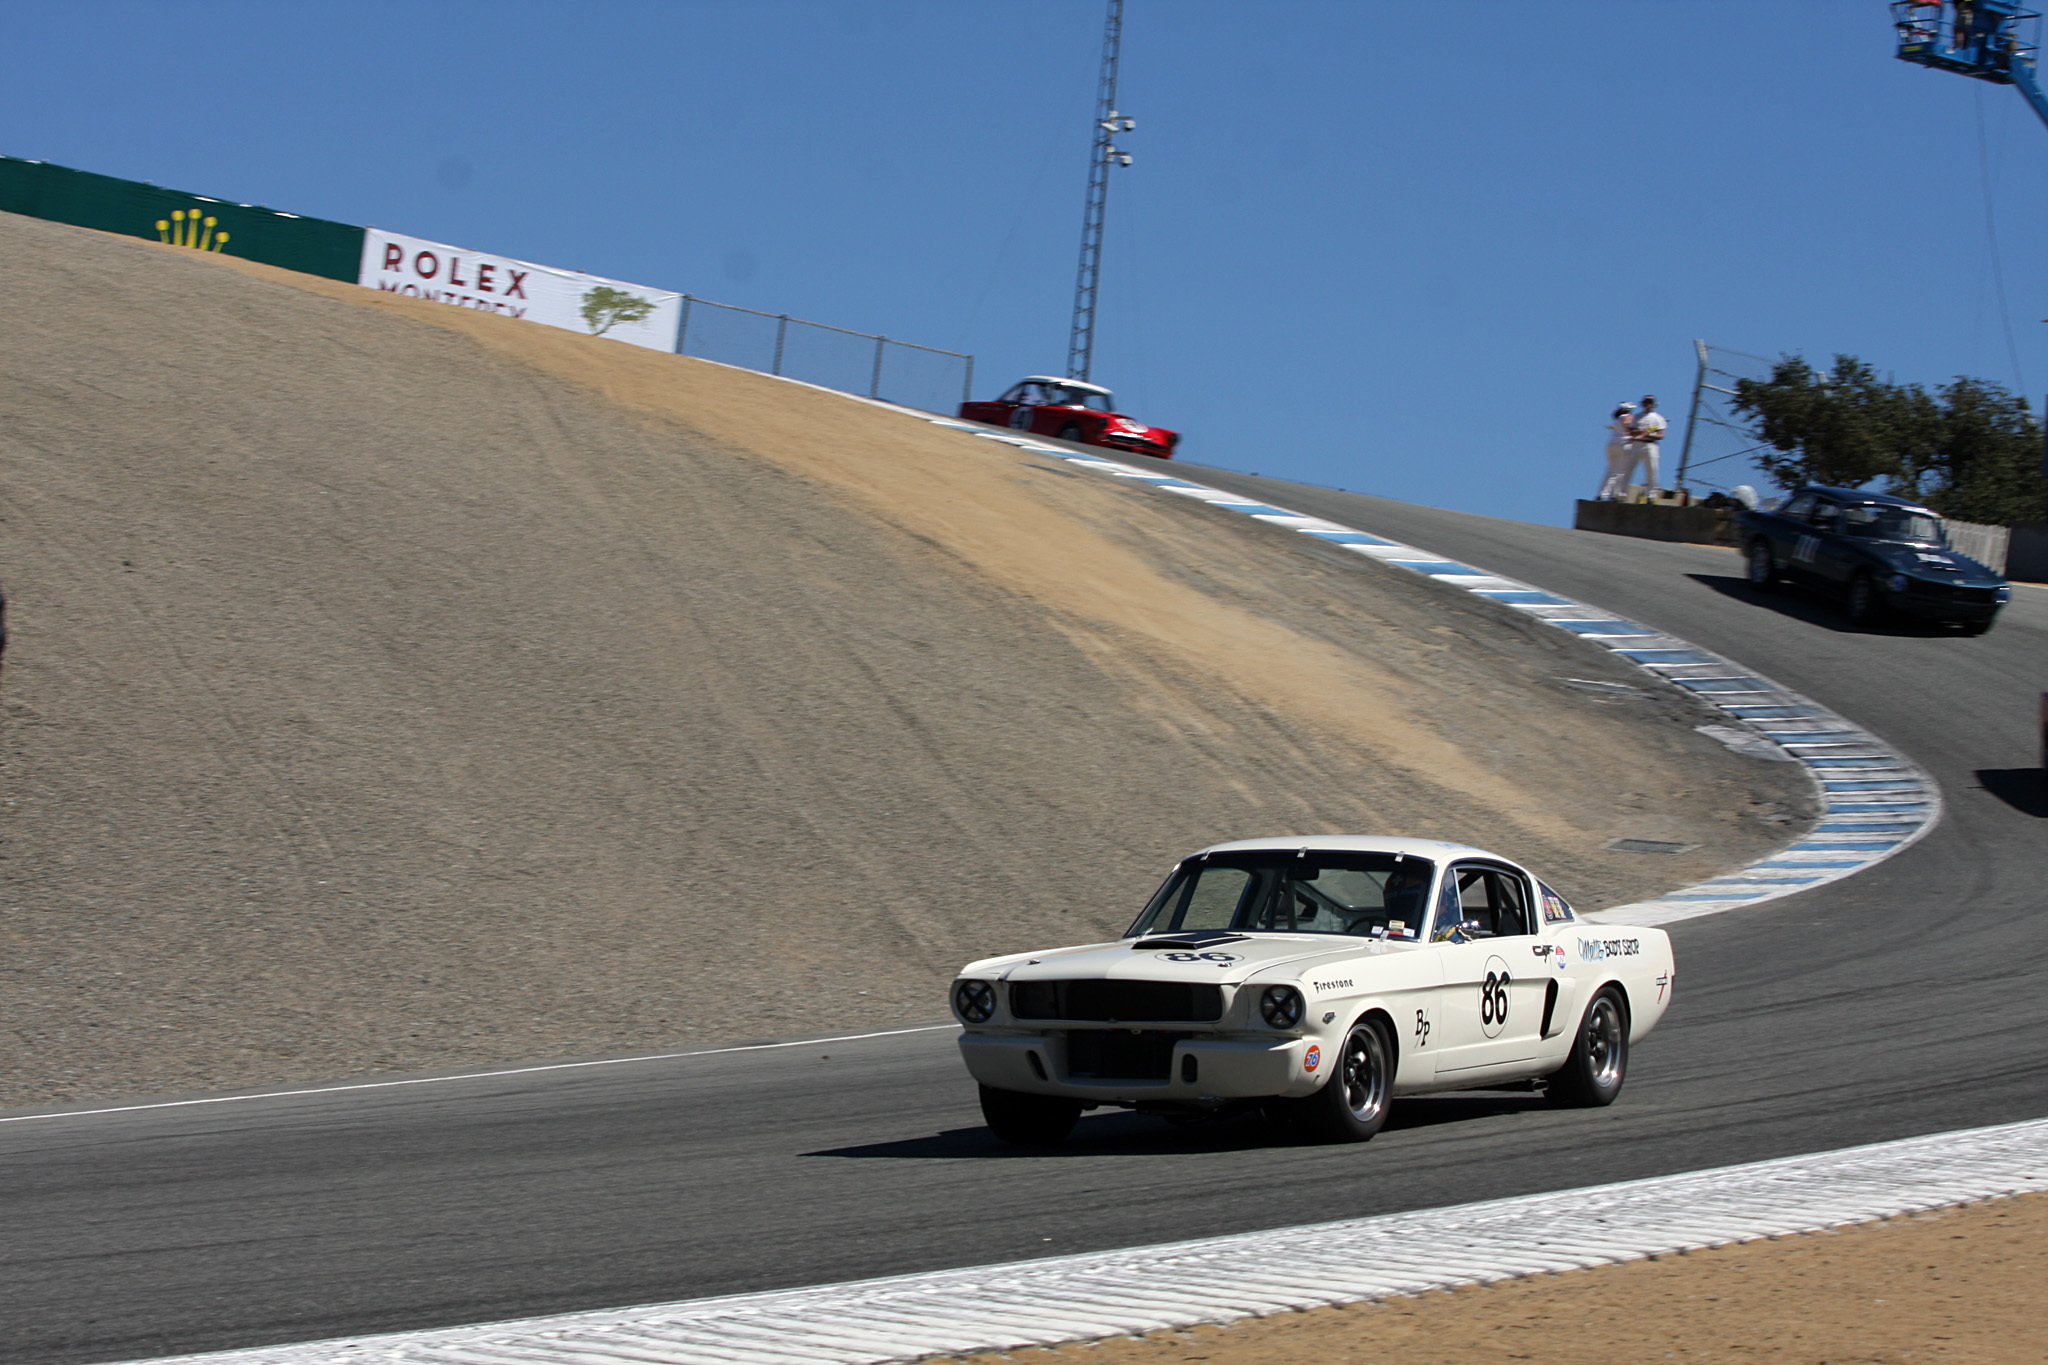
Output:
1892 1 2048 127
1892 2 2048 476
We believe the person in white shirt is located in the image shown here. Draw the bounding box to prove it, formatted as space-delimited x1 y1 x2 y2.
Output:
1625 395 1667 496
1598 402 1637 500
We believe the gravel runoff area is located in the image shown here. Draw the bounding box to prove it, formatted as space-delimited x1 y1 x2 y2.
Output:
0 212 1813 1107
945 1193 2048 1365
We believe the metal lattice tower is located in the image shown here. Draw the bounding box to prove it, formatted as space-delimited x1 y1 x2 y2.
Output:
1067 0 1135 383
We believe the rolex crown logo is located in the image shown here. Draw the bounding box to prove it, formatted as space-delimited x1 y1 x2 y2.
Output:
157 208 229 252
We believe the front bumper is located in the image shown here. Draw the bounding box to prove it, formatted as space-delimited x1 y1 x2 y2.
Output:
958 1028 1323 1105
1093 433 1174 460
1884 585 2002 624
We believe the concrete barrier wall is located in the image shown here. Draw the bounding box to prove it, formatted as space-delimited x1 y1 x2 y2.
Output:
2008 522 2048 583
1573 500 1735 547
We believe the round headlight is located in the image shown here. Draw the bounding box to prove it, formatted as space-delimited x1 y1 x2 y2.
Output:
953 979 996 1023
1260 985 1305 1029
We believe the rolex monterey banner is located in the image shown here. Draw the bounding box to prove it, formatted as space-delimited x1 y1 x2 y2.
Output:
358 228 683 352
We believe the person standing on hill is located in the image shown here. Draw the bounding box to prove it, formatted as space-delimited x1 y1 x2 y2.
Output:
1598 401 1637 500
1626 394 1668 497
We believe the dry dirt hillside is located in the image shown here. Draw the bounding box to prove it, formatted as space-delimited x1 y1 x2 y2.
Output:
0 212 1812 1106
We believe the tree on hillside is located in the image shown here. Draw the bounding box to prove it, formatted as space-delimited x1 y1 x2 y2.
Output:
1730 355 1935 491
1731 353 2047 525
1896 376 2048 527
580 286 655 338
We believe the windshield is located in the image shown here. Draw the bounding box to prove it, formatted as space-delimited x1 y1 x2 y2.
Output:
1047 386 1113 411
1127 852 1435 941
1841 503 1944 546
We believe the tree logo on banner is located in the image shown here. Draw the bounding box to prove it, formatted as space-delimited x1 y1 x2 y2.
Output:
580 286 655 338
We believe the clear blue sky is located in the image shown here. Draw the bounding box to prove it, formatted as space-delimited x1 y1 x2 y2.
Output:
5 1 2043 525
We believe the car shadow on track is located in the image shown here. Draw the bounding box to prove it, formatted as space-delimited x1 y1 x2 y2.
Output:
1687 574 1980 638
806 1093 1550 1159
1975 769 2048 818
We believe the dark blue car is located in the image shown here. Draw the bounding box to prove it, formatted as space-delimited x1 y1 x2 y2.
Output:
1736 485 2009 634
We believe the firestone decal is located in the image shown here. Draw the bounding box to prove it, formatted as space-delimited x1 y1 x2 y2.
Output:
1312 979 1354 993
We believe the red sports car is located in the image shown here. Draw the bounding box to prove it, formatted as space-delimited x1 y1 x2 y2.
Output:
959 377 1179 459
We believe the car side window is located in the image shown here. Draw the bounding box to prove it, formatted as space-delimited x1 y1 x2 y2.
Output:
1810 501 1841 530
1782 493 1816 521
1431 872 1469 941
1488 871 1534 937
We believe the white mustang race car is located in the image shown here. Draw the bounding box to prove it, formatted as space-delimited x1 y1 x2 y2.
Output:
952 836 1675 1145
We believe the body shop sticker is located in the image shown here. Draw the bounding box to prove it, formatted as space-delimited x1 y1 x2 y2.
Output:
1577 937 1641 962
1303 1045 1322 1071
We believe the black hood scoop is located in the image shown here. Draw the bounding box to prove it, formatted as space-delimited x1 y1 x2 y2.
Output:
1132 931 1249 950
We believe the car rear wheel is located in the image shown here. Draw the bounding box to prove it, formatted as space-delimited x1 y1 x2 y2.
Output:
1057 423 1085 443
1264 1016 1393 1143
978 1084 1081 1146
1546 987 1628 1108
1747 540 1779 591
1846 571 1882 625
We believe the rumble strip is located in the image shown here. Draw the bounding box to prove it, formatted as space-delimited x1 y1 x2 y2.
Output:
127 1116 2048 1365
924 423 1939 927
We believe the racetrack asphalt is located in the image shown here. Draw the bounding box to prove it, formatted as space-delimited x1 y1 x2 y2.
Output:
4 471 2044 1365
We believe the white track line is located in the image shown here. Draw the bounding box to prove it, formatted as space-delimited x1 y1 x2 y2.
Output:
125 1115 2048 1365
933 426 1939 926
0 1025 957 1126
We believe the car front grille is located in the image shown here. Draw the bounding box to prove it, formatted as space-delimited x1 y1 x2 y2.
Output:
1010 979 1224 1022
1907 579 1998 603
1063 1029 1188 1081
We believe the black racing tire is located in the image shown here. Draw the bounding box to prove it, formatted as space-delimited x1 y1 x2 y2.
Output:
1746 540 1779 592
979 1084 1081 1146
1057 423 1086 443
1959 618 1993 637
1846 570 1882 626
1546 987 1628 1108
1263 1016 1394 1143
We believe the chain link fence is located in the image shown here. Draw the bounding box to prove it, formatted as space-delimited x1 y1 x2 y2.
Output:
676 295 973 416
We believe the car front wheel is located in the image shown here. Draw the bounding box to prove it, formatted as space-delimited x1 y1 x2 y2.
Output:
979 1084 1081 1146
1547 987 1628 1108
1747 540 1779 591
1057 423 1085 443
1265 1016 1394 1143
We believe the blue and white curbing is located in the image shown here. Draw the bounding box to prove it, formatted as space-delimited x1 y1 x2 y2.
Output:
128 1116 2048 1365
928 421 1940 927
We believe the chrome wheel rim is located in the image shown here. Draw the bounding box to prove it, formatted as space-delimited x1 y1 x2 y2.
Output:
1584 998 1624 1089
1749 546 1771 585
1850 577 1872 618
1340 1024 1389 1122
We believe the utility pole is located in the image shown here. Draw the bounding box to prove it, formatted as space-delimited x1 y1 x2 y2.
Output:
1067 0 1135 383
